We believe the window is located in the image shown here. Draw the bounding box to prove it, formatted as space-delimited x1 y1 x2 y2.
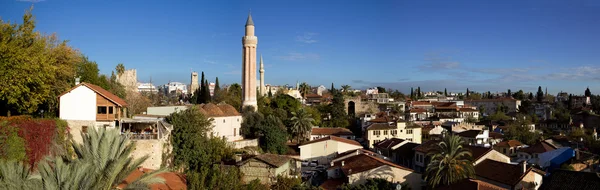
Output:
407 129 413 134
97 106 107 114
223 119 226 123
407 138 413 142
373 130 381 136
391 130 397 135
234 128 237 136
82 126 88 133
108 106 114 114
383 130 388 135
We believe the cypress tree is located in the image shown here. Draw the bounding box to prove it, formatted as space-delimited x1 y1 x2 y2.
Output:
444 88 447 96
536 86 544 102
466 88 470 98
507 89 511 98
198 72 206 103
417 87 421 98
410 87 414 99
214 77 220 94
330 83 336 94
585 87 591 97
202 79 211 103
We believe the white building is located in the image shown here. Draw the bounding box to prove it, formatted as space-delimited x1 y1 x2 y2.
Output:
163 82 187 94
316 85 327 96
310 127 355 140
366 88 378 95
137 82 158 93
58 82 127 144
456 129 490 147
299 136 363 165
365 121 422 149
146 103 243 142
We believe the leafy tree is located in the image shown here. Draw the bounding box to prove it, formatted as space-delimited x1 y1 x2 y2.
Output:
224 83 243 110
303 106 322 126
323 89 349 128
377 86 386 93
537 86 544 102
187 164 242 190
299 82 311 98
260 115 288 154
513 90 525 100
341 85 351 94
241 111 265 139
290 108 315 143
0 7 80 116
116 63 125 76
505 114 541 145
507 89 512 98
0 128 166 189
426 135 475 188
272 94 301 115
528 92 534 100
125 91 152 117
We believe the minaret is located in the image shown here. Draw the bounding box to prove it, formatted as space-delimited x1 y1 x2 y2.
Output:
242 12 258 110
259 55 265 96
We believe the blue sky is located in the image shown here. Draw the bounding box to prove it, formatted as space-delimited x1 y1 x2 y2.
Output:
2 0 600 95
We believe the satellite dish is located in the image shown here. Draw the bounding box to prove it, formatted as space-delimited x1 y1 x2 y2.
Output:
396 184 402 190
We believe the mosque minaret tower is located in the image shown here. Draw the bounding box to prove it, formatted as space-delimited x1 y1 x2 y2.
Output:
259 55 265 96
242 12 258 110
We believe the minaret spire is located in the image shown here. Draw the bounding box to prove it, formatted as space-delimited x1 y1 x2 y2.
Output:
246 11 254 26
242 12 258 110
259 54 265 96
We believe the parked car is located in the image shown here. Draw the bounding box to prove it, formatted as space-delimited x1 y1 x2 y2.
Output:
301 171 316 179
309 160 318 167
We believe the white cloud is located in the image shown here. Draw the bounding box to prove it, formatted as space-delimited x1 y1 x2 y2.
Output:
296 32 318 44
276 52 320 61
203 59 217 65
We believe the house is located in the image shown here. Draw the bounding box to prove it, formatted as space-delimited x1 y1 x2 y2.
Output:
517 141 557 161
459 107 480 120
488 132 504 145
326 153 422 190
441 121 485 133
539 169 600 190
59 82 128 144
456 129 490 147
365 121 422 148
408 108 430 121
117 167 187 190
310 127 355 140
305 94 323 105
299 136 363 165
121 117 172 169
474 160 545 190
372 138 409 158
422 124 446 140
390 142 420 169
237 154 298 185
494 140 524 157
413 140 509 173
146 103 243 142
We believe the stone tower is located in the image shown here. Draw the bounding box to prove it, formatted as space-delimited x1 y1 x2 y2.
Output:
190 71 199 95
242 12 258 110
117 69 138 92
259 55 265 96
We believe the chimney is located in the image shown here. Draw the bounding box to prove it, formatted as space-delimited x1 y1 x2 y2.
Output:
520 160 527 174
342 161 345 166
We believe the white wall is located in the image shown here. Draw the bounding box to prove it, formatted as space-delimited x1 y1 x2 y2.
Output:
146 106 188 116
211 115 243 142
299 140 362 164
348 165 422 190
60 86 97 121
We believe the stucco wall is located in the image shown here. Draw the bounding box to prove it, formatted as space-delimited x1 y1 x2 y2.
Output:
60 86 97 121
117 69 138 92
519 171 543 190
240 160 275 184
211 115 243 142
131 139 165 170
348 165 422 190
299 140 362 164
146 106 189 116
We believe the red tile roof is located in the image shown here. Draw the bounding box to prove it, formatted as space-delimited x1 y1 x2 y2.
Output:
332 153 413 175
117 168 186 190
457 130 483 138
305 94 322 98
475 160 543 186
333 149 375 160
373 138 406 150
311 127 354 136
489 132 504 139
519 141 556 154
369 116 396 123
193 103 241 117
436 179 507 190
366 123 396 130
414 140 441 153
410 108 428 113
299 135 362 147
412 101 432 106
495 140 522 148
60 82 128 106
465 145 493 161
459 108 478 112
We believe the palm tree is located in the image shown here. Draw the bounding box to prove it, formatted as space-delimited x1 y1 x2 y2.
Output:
299 82 311 98
0 128 165 190
116 63 125 76
341 85 351 94
425 135 475 188
290 108 315 143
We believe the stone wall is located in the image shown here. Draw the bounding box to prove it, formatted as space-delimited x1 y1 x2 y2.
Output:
130 139 165 170
239 160 274 184
344 96 379 115
229 138 258 149
117 69 138 92
65 120 97 144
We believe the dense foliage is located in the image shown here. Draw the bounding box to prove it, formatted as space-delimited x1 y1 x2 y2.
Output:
241 110 288 154
425 135 475 188
0 7 126 116
0 128 165 189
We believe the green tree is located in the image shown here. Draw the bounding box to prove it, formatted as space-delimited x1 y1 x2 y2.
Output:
272 94 301 116
299 82 311 98
323 89 349 128
426 135 475 188
505 115 541 145
213 77 221 102
410 87 414 99
226 83 243 110
444 88 448 96
260 115 288 154
536 86 544 102
116 63 125 76
377 86 386 93
290 108 315 143
341 85 351 94
507 89 512 98
0 128 165 190
466 88 470 98
585 87 591 97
